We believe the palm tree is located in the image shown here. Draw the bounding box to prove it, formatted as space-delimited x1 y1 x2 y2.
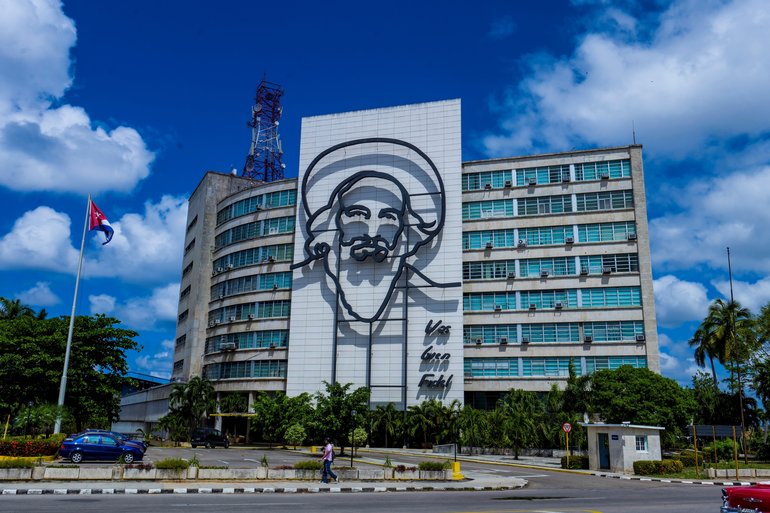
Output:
690 299 754 383
689 324 720 386
371 402 401 448
498 389 542 459
0 298 35 319
458 405 488 454
168 376 216 433
406 400 436 447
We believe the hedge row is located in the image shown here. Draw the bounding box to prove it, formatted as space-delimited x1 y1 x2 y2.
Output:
633 459 684 475
560 455 589 469
0 438 62 457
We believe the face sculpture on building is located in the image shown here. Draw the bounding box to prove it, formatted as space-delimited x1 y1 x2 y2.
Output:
292 138 458 324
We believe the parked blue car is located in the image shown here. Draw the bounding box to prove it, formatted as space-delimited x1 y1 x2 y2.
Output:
80 429 147 453
59 433 144 464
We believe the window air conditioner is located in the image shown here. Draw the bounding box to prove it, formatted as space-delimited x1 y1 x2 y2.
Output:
528 177 537 186
226 263 234 270
601 171 610 179
484 183 492 190
562 174 571 182
580 267 589 275
228 316 236 322
215 267 224 273
517 239 527 248
219 294 225 299
214 319 221 325
507 272 516 279
499 337 508 344
267 256 275 263
540 270 549 278
248 313 255 320
555 302 563 309
584 335 593 343
602 267 613 274
269 343 276 349
273 283 279 290
220 341 236 351
208 321 216 328
521 337 530 344
565 236 574 244
635 334 646 342
494 305 503 312
475 338 483 345
627 233 638 241
504 180 512 188
529 303 537 310
485 241 494 249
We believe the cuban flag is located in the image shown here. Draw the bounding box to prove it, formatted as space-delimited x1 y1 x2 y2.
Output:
89 199 114 245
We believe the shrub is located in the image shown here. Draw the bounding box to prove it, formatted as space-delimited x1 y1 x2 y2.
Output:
418 460 451 471
284 424 306 449
0 458 35 468
755 439 770 461
394 465 417 472
560 455 589 469
124 462 153 470
154 458 190 470
703 440 736 463
674 451 701 467
633 459 684 475
293 460 322 470
0 438 61 457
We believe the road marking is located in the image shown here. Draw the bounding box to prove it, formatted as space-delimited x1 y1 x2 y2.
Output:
244 458 260 462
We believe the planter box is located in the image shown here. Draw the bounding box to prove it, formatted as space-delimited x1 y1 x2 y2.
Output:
198 468 259 480
392 470 418 480
43 467 80 480
357 469 386 480
123 468 158 480
0 468 33 480
32 466 45 480
187 466 197 479
267 469 295 479
155 469 188 480
419 470 450 480
294 469 320 480
78 467 113 480
337 469 358 480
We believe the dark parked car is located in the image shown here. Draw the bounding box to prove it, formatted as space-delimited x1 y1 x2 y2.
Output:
59 433 145 464
190 428 229 448
722 483 770 512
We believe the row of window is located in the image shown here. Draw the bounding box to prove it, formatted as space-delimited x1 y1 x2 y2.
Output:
462 159 631 191
210 272 293 300
463 287 642 311
463 222 636 250
209 300 291 324
212 244 294 271
216 189 297 225
215 216 295 250
464 356 646 378
205 330 289 353
464 321 645 344
204 360 288 380
462 190 634 220
463 253 639 280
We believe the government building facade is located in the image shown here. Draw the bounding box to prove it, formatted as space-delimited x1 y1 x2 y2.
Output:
171 99 659 412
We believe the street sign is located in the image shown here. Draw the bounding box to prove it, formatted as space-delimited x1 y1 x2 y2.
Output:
562 422 572 433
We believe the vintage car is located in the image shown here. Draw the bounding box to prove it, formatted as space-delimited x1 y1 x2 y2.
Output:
722 483 770 512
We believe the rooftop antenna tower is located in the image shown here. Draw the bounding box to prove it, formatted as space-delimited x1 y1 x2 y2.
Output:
242 79 285 182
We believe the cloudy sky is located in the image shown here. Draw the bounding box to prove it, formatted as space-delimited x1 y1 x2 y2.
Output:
1 0 768 383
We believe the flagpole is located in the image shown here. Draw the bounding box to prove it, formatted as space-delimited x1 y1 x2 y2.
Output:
54 196 91 434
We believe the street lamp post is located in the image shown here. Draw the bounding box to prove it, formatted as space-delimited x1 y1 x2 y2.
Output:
25 401 33 438
350 409 357 468
453 411 458 462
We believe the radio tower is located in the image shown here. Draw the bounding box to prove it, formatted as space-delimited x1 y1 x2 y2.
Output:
242 80 285 182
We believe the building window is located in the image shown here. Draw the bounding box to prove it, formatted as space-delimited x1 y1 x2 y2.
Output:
204 360 287 379
213 244 294 270
184 238 196 255
186 215 198 233
463 229 516 250
518 195 572 216
463 260 516 280
574 159 631 181
173 360 184 371
206 330 289 353
182 262 194 277
575 190 634 212
214 216 295 249
178 309 189 322
583 321 644 342
635 435 648 452
579 254 639 274
464 325 518 344
462 170 513 191
585 356 646 373
522 357 572 377
520 323 580 344
463 292 517 311
577 222 636 243
515 165 570 185
216 189 297 225
464 358 519 377
581 287 642 308
462 200 514 220
519 289 578 309
518 226 572 246
210 272 293 300
175 335 186 348
179 285 191 301
519 257 576 277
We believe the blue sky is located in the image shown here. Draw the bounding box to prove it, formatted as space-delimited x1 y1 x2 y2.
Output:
1 0 769 385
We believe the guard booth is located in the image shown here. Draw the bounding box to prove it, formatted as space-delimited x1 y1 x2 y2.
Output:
581 423 664 473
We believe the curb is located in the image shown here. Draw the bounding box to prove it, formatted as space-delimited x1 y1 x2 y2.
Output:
595 473 756 487
1 484 523 495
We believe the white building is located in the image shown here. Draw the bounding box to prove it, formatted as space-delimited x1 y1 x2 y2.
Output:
170 99 659 413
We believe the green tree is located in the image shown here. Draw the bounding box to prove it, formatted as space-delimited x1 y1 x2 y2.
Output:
219 392 248 414
157 411 188 443
371 402 402 448
406 400 436 447
250 392 284 446
0 313 139 430
458 405 488 453
497 389 542 459
168 376 216 433
284 423 306 449
589 366 696 446
314 382 369 455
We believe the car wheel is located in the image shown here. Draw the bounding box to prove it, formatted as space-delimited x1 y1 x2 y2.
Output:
70 451 83 464
224 441 229 449
205 442 212 449
123 452 135 464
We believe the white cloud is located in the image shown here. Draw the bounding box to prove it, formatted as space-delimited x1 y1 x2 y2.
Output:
16 281 59 307
0 195 187 283
135 340 173 379
483 0 770 159
653 274 710 328
657 332 672 348
0 206 79 272
89 283 180 330
0 0 154 194
659 352 679 372
87 195 188 283
712 276 770 314
650 166 770 275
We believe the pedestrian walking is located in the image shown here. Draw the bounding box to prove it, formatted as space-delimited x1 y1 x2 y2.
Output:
321 437 338 484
